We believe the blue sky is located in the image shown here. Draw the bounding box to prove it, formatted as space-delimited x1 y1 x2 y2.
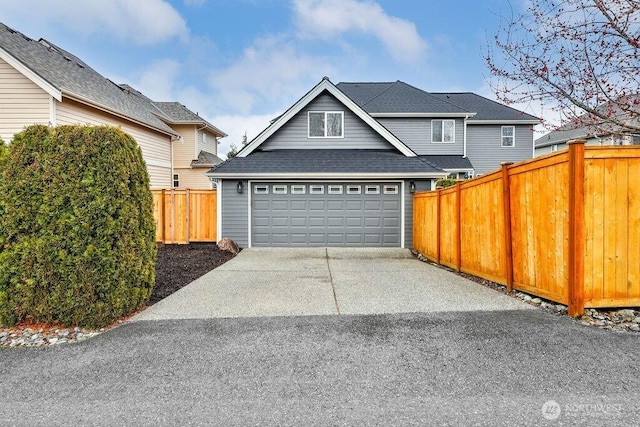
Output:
0 0 546 157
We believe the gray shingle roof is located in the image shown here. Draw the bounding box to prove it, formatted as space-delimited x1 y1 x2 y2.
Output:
419 155 474 170
153 102 227 137
207 150 446 176
336 81 539 122
337 81 470 114
0 23 176 135
431 93 540 122
191 150 223 167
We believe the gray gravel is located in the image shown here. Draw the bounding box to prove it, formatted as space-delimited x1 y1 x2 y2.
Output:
1 310 638 426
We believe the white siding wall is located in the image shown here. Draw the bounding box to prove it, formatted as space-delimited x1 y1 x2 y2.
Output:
56 98 172 188
173 167 212 189
0 57 51 141
200 129 218 155
172 124 197 168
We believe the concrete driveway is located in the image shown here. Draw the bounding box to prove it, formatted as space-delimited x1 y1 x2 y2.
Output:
133 248 531 321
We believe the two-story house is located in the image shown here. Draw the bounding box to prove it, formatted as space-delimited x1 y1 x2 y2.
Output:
0 23 225 189
207 77 539 248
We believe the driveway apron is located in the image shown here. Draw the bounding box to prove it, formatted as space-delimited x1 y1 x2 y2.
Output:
131 248 531 321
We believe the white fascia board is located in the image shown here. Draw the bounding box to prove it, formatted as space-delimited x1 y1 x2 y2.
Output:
239 78 417 158
205 172 448 179
371 112 476 118
0 47 62 101
466 119 540 125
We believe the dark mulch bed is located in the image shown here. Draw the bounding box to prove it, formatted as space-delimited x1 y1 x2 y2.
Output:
150 243 236 305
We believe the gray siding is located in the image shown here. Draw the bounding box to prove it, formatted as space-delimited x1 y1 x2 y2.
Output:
221 179 249 247
466 125 533 175
404 180 432 248
261 93 392 150
377 117 465 155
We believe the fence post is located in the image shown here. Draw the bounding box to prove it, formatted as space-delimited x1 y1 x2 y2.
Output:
501 162 514 292
568 139 586 317
455 182 461 272
160 189 166 244
170 189 175 244
186 188 191 244
436 189 442 264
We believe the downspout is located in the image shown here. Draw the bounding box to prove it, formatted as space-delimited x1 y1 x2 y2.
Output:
463 114 469 158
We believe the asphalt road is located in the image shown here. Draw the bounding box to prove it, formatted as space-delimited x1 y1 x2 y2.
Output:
1 310 638 426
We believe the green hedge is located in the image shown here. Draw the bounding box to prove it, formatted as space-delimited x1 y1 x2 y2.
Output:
0 125 157 328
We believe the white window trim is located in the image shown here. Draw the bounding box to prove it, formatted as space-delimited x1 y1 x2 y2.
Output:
254 184 269 194
310 185 325 194
291 185 306 194
431 119 455 144
328 185 343 194
272 184 288 194
347 185 361 194
172 173 180 188
383 185 399 195
501 126 515 148
365 185 380 194
308 111 344 139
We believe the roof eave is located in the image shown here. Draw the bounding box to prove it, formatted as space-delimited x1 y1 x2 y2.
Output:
466 119 540 125
205 172 448 179
63 91 179 138
370 112 476 118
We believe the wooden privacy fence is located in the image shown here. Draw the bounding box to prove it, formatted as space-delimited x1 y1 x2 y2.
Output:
152 189 217 244
413 140 640 316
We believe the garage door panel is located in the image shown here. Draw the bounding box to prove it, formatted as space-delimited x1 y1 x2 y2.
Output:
271 216 288 227
309 233 326 244
309 216 326 227
252 182 401 247
309 200 326 210
290 217 307 227
290 200 307 211
345 233 363 244
327 216 344 227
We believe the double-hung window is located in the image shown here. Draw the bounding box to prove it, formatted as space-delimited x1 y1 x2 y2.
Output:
432 120 455 143
308 111 344 138
501 126 515 147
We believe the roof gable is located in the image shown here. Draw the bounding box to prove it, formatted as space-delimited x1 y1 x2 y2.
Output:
239 78 417 157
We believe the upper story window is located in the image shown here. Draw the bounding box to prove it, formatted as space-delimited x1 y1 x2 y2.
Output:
202 133 207 144
432 120 455 143
308 111 344 138
172 174 180 188
501 126 515 147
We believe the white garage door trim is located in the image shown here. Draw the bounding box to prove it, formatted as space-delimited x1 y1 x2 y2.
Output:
247 179 405 248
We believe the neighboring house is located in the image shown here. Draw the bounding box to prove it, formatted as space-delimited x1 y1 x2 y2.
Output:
152 101 225 189
206 77 539 248
535 105 640 156
0 23 225 189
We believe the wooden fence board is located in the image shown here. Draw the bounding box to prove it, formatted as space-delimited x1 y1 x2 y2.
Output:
152 189 217 244
412 142 640 313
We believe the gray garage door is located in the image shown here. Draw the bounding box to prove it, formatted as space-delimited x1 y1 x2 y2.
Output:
251 182 402 247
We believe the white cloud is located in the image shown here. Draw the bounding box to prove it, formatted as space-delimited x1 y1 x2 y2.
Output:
209 35 335 115
0 0 188 45
292 0 427 63
130 59 182 101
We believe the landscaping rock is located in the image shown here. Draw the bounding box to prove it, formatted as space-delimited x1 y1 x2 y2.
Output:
531 298 542 305
217 237 240 254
